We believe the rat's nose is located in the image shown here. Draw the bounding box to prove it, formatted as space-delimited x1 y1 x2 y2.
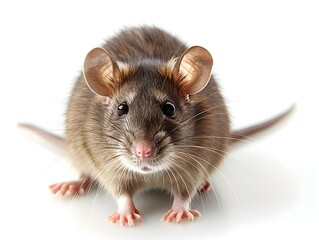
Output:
135 140 153 158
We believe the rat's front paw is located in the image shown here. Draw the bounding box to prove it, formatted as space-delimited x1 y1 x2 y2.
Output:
108 208 142 227
49 177 93 196
161 208 201 223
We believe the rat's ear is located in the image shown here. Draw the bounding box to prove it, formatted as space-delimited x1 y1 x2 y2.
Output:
174 46 213 96
83 47 121 97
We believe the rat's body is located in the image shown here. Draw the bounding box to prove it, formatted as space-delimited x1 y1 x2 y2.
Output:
19 26 294 226
66 26 229 225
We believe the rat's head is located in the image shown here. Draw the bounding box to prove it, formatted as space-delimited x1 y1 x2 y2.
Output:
83 46 213 174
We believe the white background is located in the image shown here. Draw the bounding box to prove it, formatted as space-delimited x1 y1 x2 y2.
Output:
1 0 318 239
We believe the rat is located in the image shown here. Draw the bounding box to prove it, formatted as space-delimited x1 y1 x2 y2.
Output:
19 26 294 226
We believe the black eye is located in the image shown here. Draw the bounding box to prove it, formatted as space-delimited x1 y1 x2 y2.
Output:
162 101 176 117
118 102 129 116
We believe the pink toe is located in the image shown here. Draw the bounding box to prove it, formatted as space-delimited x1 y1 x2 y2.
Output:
186 211 194 221
60 184 69 196
133 213 143 222
190 210 201 217
161 209 172 220
127 215 134 227
167 212 177 223
176 212 183 223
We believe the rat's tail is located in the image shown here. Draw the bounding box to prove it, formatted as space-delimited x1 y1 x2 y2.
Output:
18 123 65 151
229 104 295 144
18 105 295 150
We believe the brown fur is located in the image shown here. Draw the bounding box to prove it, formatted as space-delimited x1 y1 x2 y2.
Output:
65 26 230 200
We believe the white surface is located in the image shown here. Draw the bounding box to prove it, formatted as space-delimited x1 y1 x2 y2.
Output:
1 0 318 239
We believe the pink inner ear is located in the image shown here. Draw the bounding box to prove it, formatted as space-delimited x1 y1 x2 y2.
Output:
83 47 119 97
179 57 200 84
85 54 102 70
99 60 114 80
176 46 213 95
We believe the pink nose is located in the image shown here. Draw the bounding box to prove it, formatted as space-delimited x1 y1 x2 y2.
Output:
135 140 153 158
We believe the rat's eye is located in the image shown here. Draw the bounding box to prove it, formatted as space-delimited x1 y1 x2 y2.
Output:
118 102 129 116
162 101 176 117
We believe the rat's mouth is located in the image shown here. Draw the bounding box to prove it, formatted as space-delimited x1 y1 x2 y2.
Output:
141 166 151 172
123 155 170 175
134 162 159 174
136 161 154 173
122 158 156 174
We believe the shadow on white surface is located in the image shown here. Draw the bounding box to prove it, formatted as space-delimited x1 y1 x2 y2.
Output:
3 126 298 240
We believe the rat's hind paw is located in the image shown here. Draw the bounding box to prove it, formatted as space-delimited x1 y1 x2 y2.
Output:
161 208 201 223
49 176 93 196
108 208 142 227
198 181 212 193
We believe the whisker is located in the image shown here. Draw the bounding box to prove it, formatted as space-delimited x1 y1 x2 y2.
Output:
169 160 199 195
175 144 261 176
169 135 253 145
169 164 192 196
89 157 123 208
173 103 227 133
173 152 222 212
175 145 227 159
172 156 210 213
166 161 181 194
177 151 241 207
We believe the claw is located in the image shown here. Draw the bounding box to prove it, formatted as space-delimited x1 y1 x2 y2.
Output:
161 195 201 223
162 208 201 223
108 209 142 227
